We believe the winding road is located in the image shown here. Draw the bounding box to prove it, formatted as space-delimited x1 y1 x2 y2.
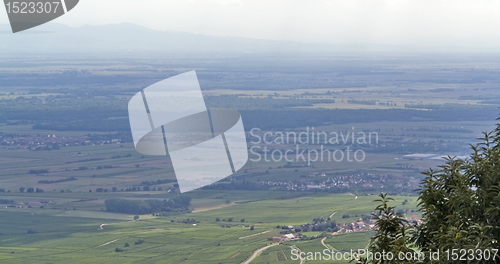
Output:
241 243 278 264
321 237 329 249
329 211 337 219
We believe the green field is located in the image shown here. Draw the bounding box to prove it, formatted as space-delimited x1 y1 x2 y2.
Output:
0 193 417 263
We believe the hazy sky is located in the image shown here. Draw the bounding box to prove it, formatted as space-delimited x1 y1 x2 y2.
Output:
2 0 500 47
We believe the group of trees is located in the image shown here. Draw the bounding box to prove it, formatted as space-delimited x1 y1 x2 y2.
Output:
104 196 191 215
141 179 176 186
362 126 500 263
203 181 270 191
38 177 77 184
19 187 43 193
94 186 170 193
29 169 49 174
115 239 145 253
282 218 339 233
215 217 234 222
310 220 338 232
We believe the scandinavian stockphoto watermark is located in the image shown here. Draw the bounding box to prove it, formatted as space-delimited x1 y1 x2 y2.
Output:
249 127 378 165
127 71 376 192
3 0 79 33
128 71 249 193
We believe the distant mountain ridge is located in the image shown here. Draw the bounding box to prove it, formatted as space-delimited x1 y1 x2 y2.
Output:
0 23 334 54
0 23 493 54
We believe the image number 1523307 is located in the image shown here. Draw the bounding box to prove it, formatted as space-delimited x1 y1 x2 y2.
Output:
5 1 61 14
3 0 79 33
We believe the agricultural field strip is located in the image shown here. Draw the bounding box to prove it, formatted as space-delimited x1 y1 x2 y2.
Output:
239 229 273 239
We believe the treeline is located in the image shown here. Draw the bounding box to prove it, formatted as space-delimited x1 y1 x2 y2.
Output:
104 197 191 215
66 158 105 164
3 93 498 133
95 186 170 192
202 181 270 191
29 169 49 174
1 106 126 124
364 141 468 154
19 187 44 193
0 199 14 204
38 177 77 184
302 220 338 232
141 179 176 186
33 118 130 132
278 218 339 233
111 154 132 159
347 99 377 105
0 94 132 132
33 106 499 132
204 95 335 110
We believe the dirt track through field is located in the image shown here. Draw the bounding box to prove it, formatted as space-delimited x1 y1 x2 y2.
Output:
97 239 119 247
192 202 236 213
321 237 328 249
329 211 337 218
239 229 272 239
294 246 304 264
241 243 278 264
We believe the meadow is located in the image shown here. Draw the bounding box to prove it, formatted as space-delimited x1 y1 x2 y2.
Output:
1 54 499 263
0 193 418 264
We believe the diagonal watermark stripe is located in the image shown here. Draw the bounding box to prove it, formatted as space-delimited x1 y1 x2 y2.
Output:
128 71 248 193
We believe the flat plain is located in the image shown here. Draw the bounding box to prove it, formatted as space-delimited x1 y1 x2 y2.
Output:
1 54 499 263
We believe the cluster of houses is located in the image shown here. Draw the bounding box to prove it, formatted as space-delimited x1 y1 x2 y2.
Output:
408 215 424 225
0 200 53 209
334 218 377 234
0 133 123 151
269 213 424 242
257 173 419 192
335 214 423 234
268 233 302 243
